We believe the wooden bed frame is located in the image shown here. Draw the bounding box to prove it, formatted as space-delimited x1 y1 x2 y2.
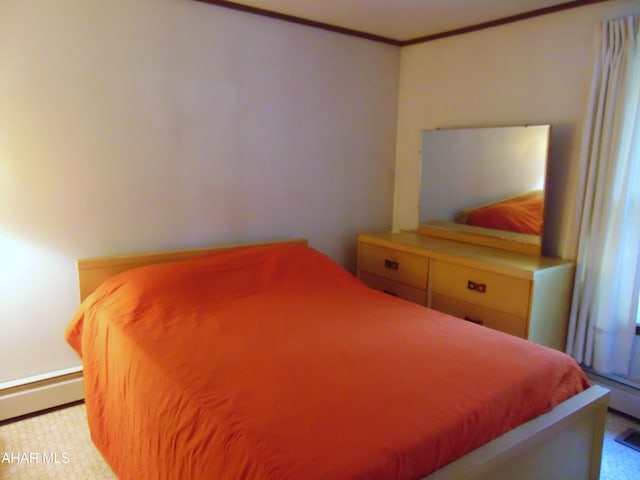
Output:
75 240 610 480
77 238 308 302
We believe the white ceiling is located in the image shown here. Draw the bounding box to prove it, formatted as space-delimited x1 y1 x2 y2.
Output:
223 0 582 42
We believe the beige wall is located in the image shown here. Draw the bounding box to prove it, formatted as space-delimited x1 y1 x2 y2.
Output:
0 0 399 383
393 0 640 258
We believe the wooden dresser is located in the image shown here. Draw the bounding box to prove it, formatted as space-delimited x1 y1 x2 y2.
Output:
357 231 575 350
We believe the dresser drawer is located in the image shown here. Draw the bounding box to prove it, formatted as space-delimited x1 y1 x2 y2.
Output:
430 260 530 317
431 293 527 338
358 272 427 305
358 242 429 289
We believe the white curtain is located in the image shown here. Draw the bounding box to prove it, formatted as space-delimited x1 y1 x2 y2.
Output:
566 14 640 375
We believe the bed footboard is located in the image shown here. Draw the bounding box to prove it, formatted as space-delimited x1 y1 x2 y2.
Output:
424 385 609 480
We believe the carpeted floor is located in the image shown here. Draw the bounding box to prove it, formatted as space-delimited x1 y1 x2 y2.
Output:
1 402 639 479
600 409 640 480
0 403 115 479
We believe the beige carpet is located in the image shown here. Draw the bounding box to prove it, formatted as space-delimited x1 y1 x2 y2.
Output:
1 402 639 479
601 409 640 480
0 403 115 479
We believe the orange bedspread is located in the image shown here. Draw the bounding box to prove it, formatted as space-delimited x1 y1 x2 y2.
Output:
465 194 544 234
66 244 588 480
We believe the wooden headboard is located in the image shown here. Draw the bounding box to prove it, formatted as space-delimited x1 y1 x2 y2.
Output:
76 238 308 303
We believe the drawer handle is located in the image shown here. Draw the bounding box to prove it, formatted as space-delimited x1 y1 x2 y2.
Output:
467 280 487 293
464 315 484 326
383 289 398 297
384 259 399 270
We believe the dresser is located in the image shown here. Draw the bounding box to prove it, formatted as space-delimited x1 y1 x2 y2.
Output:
357 231 575 350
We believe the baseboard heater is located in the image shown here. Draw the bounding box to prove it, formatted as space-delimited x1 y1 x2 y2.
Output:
0 367 84 422
584 368 640 420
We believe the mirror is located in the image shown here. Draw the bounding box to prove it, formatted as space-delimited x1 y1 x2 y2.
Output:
419 125 550 254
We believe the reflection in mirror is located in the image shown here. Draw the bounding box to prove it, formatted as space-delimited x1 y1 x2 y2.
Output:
419 125 550 246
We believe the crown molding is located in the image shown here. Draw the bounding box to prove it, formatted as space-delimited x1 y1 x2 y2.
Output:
193 0 613 46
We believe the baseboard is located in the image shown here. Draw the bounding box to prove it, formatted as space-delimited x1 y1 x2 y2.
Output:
585 370 640 420
0 369 84 422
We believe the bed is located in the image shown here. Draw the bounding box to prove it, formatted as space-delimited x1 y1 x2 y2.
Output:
66 240 609 480
454 190 544 235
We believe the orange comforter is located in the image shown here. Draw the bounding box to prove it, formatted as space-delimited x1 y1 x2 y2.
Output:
66 244 588 480
466 194 544 235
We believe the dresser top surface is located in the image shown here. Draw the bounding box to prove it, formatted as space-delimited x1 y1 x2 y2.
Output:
358 231 573 278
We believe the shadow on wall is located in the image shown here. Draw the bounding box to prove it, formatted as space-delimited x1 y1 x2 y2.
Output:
543 122 577 258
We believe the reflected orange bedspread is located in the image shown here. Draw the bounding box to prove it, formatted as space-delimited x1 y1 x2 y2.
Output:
466 194 544 234
66 244 588 480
